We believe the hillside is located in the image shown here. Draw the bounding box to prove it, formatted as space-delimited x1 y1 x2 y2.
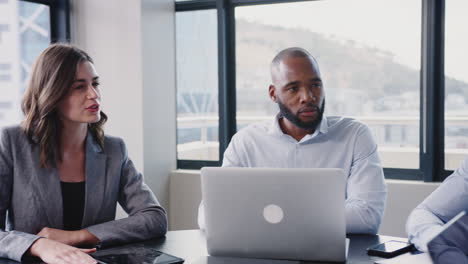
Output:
236 19 468 116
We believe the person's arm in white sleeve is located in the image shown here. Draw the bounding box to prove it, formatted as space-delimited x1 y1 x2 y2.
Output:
406 206 444 251
220 134 245 168
345 125 387 234
406 157 468 251
198 134 245 230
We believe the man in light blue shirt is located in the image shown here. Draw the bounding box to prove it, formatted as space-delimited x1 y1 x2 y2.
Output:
407 158 468 252
198 47 387 234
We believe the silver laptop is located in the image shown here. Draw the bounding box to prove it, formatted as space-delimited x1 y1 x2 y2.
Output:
201 167 347 262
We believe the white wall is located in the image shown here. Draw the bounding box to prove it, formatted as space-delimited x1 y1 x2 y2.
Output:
70 0 176 211
169 170 440 237
71 0 144 169
170 170 202 230
380 180 439 237
141 0 177 217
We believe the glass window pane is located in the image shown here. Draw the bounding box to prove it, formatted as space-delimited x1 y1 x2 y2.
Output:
0 1 50 129
445 0 468 170
176 10 218 161
236 0 421 169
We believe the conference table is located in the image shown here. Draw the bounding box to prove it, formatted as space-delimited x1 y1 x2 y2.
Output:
0 230 417 263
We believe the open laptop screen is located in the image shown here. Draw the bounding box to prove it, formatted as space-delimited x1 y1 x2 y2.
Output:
427 211 468 264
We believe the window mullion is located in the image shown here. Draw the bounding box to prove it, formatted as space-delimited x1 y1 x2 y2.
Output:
420 0 445 182
217 0 237 163
49 0 70 43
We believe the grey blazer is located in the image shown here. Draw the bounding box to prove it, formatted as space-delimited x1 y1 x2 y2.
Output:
0 126 167 262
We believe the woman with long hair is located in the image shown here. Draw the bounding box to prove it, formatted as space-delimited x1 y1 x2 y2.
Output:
0 44 167 263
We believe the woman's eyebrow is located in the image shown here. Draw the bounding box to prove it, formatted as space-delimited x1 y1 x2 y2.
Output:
73 76 99 83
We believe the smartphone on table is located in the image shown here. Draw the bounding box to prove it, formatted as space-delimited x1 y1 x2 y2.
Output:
367 240 416 258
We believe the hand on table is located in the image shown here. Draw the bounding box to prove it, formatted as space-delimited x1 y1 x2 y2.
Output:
28 238 97 264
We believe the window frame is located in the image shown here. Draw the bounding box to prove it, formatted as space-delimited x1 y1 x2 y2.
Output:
175 0 453 182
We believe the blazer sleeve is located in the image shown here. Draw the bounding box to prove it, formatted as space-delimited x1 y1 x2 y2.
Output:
85 139 167 247
0 128 41 261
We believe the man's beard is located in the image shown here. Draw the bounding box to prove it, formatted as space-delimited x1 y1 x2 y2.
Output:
278 99 325 131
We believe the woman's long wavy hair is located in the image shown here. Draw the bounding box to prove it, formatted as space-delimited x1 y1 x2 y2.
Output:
21 43 108 168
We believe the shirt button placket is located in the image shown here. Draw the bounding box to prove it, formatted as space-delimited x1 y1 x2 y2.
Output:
294 144 299 167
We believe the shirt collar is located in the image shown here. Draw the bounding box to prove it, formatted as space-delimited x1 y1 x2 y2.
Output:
268 113 329 137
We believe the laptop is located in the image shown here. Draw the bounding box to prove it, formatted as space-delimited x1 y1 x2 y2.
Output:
427 211 468 263
200 167 347 262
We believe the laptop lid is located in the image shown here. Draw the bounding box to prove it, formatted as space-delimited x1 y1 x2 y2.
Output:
427 211 468 263
201 167 346 262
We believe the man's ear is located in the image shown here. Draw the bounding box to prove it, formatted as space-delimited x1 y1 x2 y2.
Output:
269 84 277 102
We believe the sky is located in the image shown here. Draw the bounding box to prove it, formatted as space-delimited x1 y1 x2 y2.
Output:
236 0 468 83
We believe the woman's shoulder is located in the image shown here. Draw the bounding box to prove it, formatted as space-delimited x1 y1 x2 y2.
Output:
0 124 28 143
101 134 127 155
1 124 23 134
103 134 124 145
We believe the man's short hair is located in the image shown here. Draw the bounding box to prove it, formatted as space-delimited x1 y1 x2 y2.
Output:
270 47 320 80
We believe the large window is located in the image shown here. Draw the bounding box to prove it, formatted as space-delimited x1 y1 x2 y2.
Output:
445 0 468 170
235 0 421 169
176 10 219 161
175 0 450 182
0 0 69 130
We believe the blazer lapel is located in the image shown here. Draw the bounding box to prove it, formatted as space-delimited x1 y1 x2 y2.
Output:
33 147 63 228
82 134 107 228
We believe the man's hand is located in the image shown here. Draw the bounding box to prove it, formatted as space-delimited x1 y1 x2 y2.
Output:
28 238 97 264
37 227 99 247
